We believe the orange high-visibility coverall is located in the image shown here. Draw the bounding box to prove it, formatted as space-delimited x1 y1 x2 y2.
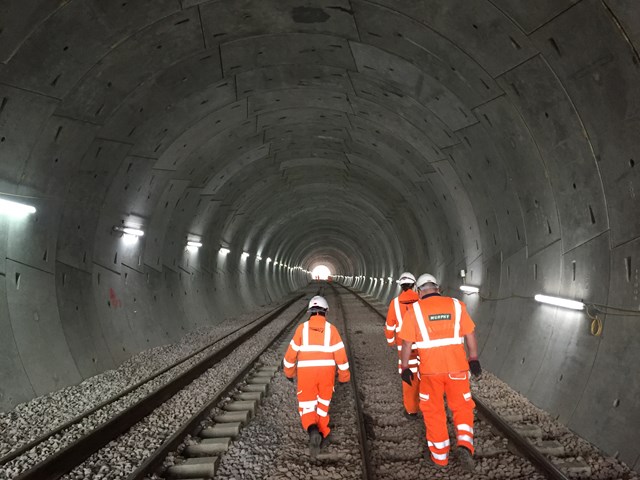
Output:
385 289 420 414
399 294 476 466
283 314 350 438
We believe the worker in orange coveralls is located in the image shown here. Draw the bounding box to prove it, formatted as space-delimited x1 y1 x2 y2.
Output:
385 272 421 418
283 295 350 457
399 274 481 471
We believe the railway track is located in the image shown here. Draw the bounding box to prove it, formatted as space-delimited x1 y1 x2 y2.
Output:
0 292 310 480
333 283 607 480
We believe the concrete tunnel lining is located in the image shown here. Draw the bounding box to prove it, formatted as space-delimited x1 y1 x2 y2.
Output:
0 0 639 471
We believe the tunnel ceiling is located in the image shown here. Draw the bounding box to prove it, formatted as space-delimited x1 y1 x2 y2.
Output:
0 0 639 280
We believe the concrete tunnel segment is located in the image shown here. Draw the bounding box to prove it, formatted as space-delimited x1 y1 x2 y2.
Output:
0 0 639 471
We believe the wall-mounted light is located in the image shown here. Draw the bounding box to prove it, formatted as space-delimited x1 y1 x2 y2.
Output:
266 257 272 263
460 269 467 278
0 198 37 218
256 255 262 261
460 285 480 293
388 276 393 282
241 252 250 259
186 241 202 253
114 226 145 237
535 294 584 311
219 247 231 255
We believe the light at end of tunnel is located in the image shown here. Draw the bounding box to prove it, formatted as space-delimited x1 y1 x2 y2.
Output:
219 247 231 255
311 265 332 280
460 285 480 294
0 198 37 217
535 294 584 311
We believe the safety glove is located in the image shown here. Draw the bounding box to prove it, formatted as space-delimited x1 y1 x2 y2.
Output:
400 368 414 386
469 359 482 377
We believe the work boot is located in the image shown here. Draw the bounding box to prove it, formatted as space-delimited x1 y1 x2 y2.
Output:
423 450 446 468
403 411 419 420
458 447 475 472
320 432 332 449
308 425 322 458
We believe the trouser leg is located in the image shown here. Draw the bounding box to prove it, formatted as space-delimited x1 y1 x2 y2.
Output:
402 377 420 414
444 371 476 454
296 374 319 432
316 369 335 437
419 373 450 466
398 351 420 414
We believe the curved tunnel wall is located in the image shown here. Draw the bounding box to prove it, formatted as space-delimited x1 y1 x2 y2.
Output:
0 0 639 470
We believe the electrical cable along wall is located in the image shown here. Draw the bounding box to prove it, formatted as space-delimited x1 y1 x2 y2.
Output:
0 0 639 472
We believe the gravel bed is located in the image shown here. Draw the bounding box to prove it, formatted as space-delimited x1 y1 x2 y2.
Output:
55 296 310 480
335 292 546 479
209 307 363 480
0 301 283 461
356 290 639 479
473 373 639 480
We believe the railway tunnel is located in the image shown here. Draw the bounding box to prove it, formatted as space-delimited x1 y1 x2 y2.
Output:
0 0 639 473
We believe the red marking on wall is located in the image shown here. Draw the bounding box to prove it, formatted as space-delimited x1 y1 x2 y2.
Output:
109 288 122 308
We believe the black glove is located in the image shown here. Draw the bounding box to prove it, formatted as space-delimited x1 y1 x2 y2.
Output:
286 376 294 383
401 368 414 386
469 359 482 377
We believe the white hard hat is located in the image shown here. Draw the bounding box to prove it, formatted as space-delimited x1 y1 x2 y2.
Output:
416 273 439 289
308 295 329 311
396 272 416 285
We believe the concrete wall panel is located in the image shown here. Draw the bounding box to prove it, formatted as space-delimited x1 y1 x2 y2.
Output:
221 34 356 77
498 55 608 253
0 277 36 410
0 85 58 183
55 262 116 378
56 8 203 123
474 97 560 256
531 0 640 247
6 260 82 395
569 235 640 467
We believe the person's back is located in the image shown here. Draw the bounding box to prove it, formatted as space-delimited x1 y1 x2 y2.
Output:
385 272 420 418
398 274 481 470
283 296 350 457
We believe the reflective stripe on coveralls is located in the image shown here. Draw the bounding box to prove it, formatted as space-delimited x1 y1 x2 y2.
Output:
283 315 350 438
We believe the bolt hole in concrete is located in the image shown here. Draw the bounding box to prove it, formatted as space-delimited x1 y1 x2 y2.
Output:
521 357 525 364
613 399 620 408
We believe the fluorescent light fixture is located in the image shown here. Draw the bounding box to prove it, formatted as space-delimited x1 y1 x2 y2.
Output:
0 198 36 217
460 285 480 293
267 257 272 263
241 252 250 259
187 241 203 248
219 247 231 255
388 276 393 282
535 294 584 310
114 226 145 237
256 255 262 261
274 261 279 266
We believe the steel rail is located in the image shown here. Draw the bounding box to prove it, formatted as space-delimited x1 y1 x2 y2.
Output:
14 294 305 480
330 284 374 480
334 283 570 480
128 303 310 479
0 295 302 468
338 283 387 320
